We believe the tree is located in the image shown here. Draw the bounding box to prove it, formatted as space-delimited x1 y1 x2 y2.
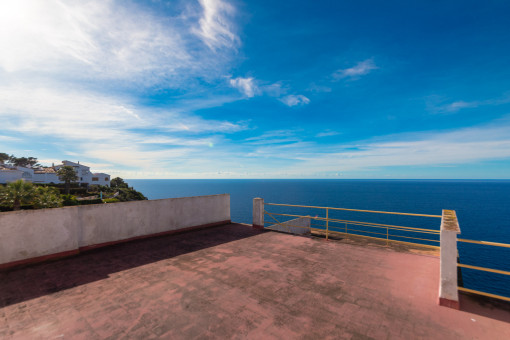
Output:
0 153 8 164
8 156 40 168
110 177 129 188
33 186 63 209
0 180 35 211
57 166 78 194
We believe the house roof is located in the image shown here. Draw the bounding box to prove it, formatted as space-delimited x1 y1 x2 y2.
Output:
34 168 57 174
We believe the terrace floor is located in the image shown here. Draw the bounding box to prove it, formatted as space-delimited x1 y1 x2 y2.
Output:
1 223 509 339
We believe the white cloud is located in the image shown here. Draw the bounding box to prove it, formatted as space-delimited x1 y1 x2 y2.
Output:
194 0 238 50
43 117 510 179
0 135 20 141
0 84 248 171
0 0 240 89
0 0 249 176
443 101 479 112
316 130 340 137
281 121 510 175
245 130 302 146
307 83 332 93
280 95 310 107
0 84 247 138
0 1 191 83
333 59 377 80
261 83 285 97
229 77 259 97
433 94 510 113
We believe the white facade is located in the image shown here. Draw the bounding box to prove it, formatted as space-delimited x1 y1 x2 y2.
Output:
0 166 33 184
0 161 110 186
56 161 110 186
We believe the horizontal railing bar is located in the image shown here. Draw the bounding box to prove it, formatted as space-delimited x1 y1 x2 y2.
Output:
321 217 440 233
458 239 510 248
344 228 388 237
264 222 310 230
334 223 439 235
315 229 440 249
458 263 510 276
264 212 439 234
263 220 440 248
264 202 442 218
308 223 440 243
458 287 510 302
387 234 440 243
344 228 439 243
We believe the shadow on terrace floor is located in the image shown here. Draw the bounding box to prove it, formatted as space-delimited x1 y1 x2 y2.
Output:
0 223 263 308
459 292 510 323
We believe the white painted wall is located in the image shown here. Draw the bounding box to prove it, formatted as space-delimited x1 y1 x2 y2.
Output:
0 169 24 183
32 172 60 184
88 173 110 186
79 195 230 247
0 194 230 267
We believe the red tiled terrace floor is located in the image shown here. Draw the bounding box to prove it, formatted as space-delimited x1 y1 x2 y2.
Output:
1 223 509 339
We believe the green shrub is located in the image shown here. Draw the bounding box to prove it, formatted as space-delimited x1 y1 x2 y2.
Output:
78 198 103 205
103 198 120 203
62 194 79 206
34 186 62 209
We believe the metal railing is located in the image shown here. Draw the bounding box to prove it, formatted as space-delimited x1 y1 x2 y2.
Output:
263 202 441 249
457 238 510 302
259 200 510 305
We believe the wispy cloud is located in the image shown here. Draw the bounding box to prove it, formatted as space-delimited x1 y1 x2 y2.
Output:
278 120 510 176
0 0 239 89
316 130 340 137
0 84 247 173
280 95 310 107
193 0 238 50
0 1 191 84
307 83 332 93
229 77 259 97
441 101 479 112
245 130 302 146
333 59 377 80
0 135 20 142
228 76 310 107
432 94 510 113
0 0 249 175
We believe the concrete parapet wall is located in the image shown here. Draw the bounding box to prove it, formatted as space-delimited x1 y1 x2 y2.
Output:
0 194 230 269
0 207 79 265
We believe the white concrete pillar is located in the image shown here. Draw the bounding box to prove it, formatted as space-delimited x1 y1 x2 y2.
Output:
253 198 264 229
439 209 461 309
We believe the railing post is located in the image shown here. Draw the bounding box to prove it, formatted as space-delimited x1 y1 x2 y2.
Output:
439 209 461 309
253 198 264 229
326 208 329 240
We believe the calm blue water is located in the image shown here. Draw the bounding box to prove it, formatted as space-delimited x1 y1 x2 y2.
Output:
126 179 510 298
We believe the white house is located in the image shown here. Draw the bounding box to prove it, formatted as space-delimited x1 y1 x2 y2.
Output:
0 165 34 183
0 161 110 186
55 161 110 186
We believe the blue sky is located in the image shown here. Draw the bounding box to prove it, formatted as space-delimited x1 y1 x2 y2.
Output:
1 0 510 179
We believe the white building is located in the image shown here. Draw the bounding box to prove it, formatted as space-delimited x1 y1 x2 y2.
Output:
0 161 110 186
0 165 34 183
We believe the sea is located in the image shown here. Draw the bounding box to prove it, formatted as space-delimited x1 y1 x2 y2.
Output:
126 179 510 298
